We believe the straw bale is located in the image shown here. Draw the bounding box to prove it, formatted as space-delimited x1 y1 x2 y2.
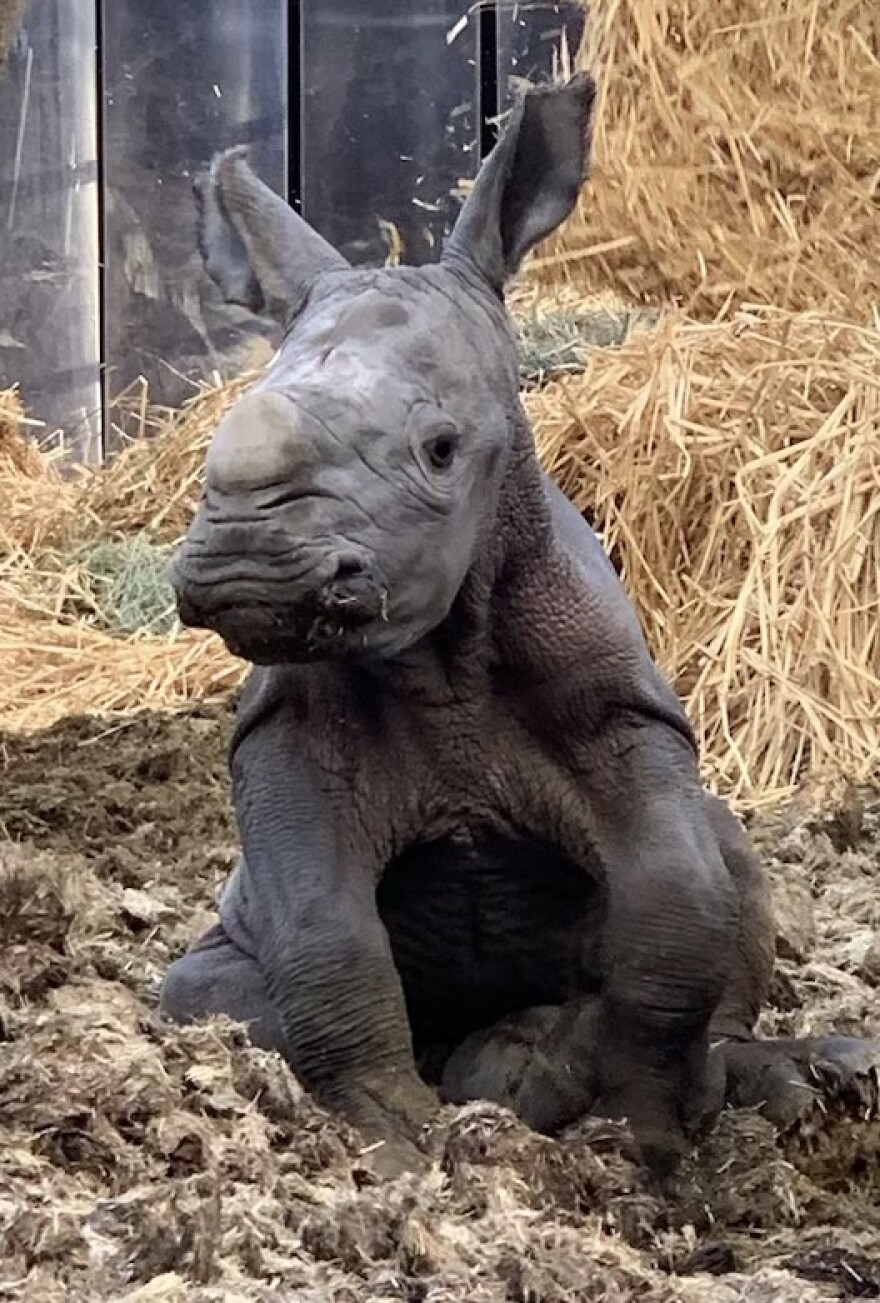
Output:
0 386 246 730
0 605 242 731
530 304 880 799
543 0 880 319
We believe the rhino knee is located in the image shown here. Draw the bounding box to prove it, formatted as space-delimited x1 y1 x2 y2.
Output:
158 939 286 1054
158 950 214 1026
704 791 775 1037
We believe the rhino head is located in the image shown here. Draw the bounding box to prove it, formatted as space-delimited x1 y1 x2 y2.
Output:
171 74 596 664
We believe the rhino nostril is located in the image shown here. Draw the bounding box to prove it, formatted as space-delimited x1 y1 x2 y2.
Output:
333 557 366 582
322 558 385 625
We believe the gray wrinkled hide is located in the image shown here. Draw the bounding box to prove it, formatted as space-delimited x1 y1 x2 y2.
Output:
160 75 880 1178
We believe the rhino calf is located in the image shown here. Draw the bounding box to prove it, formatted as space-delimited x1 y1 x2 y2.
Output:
161 74 879 1176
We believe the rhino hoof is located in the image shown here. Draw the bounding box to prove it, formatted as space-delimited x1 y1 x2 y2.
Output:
722 1035 880 1130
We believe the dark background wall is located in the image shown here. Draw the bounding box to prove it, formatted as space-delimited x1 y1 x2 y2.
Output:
0 0 584 460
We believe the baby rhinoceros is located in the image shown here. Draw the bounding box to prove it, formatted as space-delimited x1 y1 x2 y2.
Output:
161 74 880 1178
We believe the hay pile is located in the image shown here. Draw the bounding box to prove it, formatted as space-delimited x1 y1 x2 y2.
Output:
545 0 880 319
2 0 877 799
532 303 880 800
1 299 878 802
0 386 246 729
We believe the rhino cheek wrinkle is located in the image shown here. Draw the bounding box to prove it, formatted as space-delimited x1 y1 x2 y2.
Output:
159 75 880 1179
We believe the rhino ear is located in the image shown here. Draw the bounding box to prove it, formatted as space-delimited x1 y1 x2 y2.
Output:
193 147 350 323
444 72 596 293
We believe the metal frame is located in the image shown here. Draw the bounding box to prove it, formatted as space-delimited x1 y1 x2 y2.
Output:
0 0 583 461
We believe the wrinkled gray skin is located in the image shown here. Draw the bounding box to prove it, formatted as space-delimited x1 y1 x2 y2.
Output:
160 75 880 1178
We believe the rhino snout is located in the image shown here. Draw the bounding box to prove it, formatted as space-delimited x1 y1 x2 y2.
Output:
170 537 388 663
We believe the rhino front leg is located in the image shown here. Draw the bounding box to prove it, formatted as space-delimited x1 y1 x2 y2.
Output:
573 720 739 1173
161 918 430 1174
199 712 435 1169
264 880 437 1167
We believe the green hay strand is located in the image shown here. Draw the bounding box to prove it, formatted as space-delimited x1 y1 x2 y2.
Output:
79 536 179 637
516 303 661 386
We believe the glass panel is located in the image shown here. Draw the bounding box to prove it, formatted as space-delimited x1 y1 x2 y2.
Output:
497 2 586 109
101 0 287 447
300 0 480 267
0 0 101 461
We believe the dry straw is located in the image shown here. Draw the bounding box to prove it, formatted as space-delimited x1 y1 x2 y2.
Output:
544 0 880 320
0 386 247 729
531 305 880 801
1 302 877 804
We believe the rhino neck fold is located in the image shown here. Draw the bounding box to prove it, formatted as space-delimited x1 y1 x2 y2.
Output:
414 411 554 683
492 406 555 567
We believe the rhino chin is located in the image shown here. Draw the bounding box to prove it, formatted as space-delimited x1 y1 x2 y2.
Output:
215 616 386 667
228 619 425 668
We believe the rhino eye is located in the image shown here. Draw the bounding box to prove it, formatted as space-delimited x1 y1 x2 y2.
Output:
424 433 458 471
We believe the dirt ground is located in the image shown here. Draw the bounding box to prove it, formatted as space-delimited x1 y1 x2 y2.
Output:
1 702 878 1302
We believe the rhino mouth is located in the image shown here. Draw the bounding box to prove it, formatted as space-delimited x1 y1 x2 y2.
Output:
174 573 390 665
